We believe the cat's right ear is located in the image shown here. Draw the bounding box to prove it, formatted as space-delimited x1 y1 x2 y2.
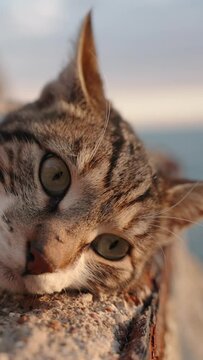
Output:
38 12 106 112
162 178 203 230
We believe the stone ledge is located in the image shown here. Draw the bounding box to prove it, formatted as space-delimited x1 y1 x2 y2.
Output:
0 247 176 360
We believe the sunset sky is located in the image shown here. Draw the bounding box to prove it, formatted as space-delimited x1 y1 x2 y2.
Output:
0 0 203 129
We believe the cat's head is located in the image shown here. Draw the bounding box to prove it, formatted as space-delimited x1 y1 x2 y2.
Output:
0 13 203 294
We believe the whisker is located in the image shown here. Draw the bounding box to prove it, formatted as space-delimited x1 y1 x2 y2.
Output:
88 100 111 163
160 245 167 261
151 223 185 245
138 181 201 221
144 232 167 266
137 213 203 230
156 215 203 228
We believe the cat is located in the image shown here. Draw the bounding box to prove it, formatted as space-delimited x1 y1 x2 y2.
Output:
0 13 203 295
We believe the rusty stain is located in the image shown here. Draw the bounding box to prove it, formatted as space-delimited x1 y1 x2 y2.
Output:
118 246 172 360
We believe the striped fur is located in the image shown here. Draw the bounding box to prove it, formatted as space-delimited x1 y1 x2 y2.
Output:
0 14 203 294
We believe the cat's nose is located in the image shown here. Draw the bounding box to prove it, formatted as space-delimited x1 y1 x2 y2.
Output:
26 247 54 275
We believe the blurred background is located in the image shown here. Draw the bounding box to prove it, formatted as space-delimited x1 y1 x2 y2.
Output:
0 0 203 259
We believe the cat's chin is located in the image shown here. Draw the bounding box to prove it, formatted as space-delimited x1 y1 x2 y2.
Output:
23 257 89 295
23 274 68 294
23 273 81 295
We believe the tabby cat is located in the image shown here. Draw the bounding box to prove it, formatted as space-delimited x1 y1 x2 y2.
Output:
0 13 203 294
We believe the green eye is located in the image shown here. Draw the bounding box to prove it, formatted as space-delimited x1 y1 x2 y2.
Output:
40 154 71 197
91 234 130 261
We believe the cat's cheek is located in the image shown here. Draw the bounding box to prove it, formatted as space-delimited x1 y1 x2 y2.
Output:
0 226 26 271
0 264 25 293
85 252 135 290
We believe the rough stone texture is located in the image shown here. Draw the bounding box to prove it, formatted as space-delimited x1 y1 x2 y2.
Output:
0 250 167 360
0 290 136 360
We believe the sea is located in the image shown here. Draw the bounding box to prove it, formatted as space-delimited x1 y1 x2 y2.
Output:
0 115 202 262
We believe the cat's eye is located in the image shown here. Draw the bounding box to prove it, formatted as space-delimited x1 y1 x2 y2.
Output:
91 234 130 261
40 154 71 197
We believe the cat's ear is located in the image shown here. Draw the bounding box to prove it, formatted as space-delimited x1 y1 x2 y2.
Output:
38 12 106 111
74 11 105 110
163 178 203 229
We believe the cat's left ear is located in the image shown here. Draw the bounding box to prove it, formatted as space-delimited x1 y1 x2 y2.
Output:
38 12 106 112
163 178 203 229
74 11 106 111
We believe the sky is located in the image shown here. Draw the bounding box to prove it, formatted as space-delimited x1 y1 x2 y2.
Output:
0 0 203 129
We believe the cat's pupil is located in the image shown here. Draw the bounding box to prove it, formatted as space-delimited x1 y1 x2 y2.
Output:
52 171 63 181
109 240 119 250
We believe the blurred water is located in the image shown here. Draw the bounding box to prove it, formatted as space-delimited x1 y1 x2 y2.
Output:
140 129 203 262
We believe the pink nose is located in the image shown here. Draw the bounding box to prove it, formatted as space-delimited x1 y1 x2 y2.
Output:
26 248 53 275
